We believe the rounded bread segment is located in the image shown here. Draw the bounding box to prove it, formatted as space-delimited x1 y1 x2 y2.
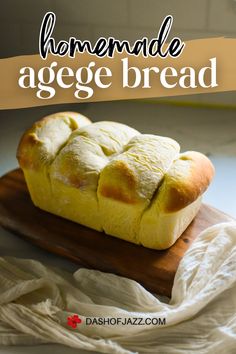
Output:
139 151 215 249
17 111 91 170
16 111 91 213
50 135 108 191
98 134 180 243
72 121 140 156
51 121 140 189
158 151 215 213
49 121 140 231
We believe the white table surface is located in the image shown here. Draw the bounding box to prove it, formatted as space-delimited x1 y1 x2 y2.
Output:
0 100 236 353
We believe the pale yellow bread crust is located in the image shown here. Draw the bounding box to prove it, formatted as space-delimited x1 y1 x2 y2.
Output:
50 121 140 191
97 134 180 243
17 111 91 170
17 114 140 232
98 134 180 205
138 151 214 249
16 111 92 223
16 112 215 250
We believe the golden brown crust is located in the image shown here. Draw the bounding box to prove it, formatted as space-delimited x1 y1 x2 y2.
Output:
17 112 91 170
114 161 137 189
99 161 138 204
17 130 43 169
100 185 138 204
98 135 180 208
161 151 215 213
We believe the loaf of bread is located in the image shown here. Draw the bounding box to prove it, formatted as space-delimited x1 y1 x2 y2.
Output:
17 111 214 250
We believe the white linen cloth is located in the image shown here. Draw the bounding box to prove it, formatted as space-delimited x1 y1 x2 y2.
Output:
1 222 236 354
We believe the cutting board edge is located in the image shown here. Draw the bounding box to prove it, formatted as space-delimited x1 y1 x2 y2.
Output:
0 168 235 297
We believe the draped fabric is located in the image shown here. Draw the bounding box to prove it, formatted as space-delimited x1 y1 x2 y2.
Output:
0 222 236 353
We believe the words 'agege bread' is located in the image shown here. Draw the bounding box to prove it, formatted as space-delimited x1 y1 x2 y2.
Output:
17 111 214 250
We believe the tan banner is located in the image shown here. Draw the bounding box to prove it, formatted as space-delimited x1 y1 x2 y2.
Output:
0 37 235 109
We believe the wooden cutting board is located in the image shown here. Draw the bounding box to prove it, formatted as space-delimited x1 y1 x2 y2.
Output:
0 168 234 297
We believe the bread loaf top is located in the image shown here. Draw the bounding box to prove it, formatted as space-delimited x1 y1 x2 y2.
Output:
50 120 140 192
17 112 91 170
17 111 214 213
98 134 180 205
